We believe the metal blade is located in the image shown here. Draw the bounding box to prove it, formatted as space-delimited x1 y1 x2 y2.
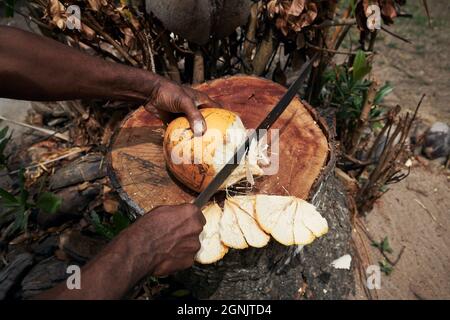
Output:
193 53 318 208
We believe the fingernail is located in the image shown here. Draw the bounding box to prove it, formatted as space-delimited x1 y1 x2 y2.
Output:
193 120 204 136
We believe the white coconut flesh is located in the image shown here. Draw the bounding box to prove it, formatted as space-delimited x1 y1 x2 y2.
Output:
195 203 229 264
219 200 249 249
196 194 329 264
211 118 264 189
226 197 270 248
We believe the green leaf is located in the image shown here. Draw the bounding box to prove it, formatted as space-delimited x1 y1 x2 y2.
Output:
171 289 191 298
374 83 394 105
381 236 393 254
90 211 115 240
0 187 18 205
352 50 371 83
112 211 131 234
11 207 28 235
379 260 393 276
36 192 62 214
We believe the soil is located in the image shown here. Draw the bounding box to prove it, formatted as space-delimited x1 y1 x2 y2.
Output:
352 165 450 300
350 0 450 300
371 0 450 123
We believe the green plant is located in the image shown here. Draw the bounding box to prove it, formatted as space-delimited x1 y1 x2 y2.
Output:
379 260 393 276
319 50 393 144
0 126 11 170
90 210 131 240
371 236 393 254
0 170 62 236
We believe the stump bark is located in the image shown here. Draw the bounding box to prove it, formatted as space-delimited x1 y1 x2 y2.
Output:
108 75 354 299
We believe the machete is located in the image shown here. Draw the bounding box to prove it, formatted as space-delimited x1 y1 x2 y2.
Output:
193 53 319 208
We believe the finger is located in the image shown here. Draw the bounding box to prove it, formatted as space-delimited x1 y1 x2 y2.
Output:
194 91 222 109
182 203 206 226
183 87 222 109
179 238 202 253
179 96 206 136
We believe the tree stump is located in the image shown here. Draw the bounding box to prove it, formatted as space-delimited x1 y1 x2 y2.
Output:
108 75 354 299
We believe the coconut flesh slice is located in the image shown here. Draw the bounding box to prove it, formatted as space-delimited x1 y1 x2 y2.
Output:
296 199 328 237
226 196 270 248
255 195 294 234
195 203 229 264
270 200 297 246
293 201 316 245
220 200 249 249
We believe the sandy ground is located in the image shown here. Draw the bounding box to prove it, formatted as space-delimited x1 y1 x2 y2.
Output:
353 166 450 300
352 0 450 300
372 0 450 123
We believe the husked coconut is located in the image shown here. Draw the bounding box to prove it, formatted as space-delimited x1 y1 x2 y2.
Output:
163 108 264 193
255 195 294 234
226 197 270 248
220 200 248 249
195 203 229 264
296 199 328 237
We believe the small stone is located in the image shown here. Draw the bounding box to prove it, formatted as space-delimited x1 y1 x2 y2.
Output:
423 122 450 160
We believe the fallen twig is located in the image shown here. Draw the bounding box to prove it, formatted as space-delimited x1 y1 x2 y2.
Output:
381 26 412 44
414 198 445 230
306 42 361 56
0 115 70 141
0 147 88 177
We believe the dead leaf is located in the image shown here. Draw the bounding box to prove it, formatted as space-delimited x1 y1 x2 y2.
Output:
81 23 96 41
87 0 104 11
380 0 398 24
48 0 66 30
287 0 305 16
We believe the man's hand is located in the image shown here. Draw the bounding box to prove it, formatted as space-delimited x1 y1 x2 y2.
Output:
127 203 206 277
145 79 221 136
36 204 205 300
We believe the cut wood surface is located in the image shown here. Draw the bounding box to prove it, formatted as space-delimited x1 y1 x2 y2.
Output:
108 75 330 215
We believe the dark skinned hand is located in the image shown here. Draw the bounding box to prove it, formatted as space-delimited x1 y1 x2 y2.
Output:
36 204 206 300
145 79 221 136
128 203 206 277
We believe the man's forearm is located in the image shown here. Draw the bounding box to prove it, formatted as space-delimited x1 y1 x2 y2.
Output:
0 26 161 102
36 227 153 300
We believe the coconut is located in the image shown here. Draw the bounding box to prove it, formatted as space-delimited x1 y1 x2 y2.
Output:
163 108 264 193
194 194 328 264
